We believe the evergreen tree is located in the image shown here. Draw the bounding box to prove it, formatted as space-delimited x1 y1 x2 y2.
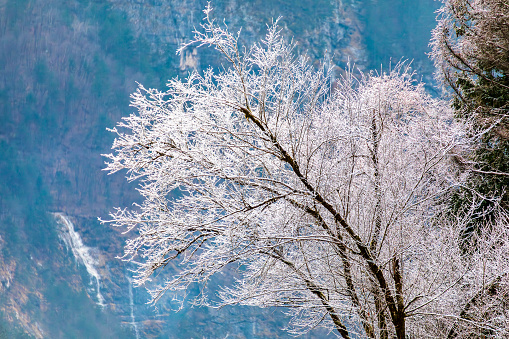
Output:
432 0 509 229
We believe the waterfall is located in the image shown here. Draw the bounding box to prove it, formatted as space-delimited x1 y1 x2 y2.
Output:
53 213 105 307
128 276 140 339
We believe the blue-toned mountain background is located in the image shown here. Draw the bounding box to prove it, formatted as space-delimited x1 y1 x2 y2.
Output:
0 0 438 337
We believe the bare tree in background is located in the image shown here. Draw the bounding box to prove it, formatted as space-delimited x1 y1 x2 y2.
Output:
103 6 509 338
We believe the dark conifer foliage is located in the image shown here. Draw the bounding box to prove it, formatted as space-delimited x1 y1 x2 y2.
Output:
432 0 509 228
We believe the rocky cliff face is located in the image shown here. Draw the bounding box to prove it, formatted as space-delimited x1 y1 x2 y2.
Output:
0 0 438 337
108 0 367 74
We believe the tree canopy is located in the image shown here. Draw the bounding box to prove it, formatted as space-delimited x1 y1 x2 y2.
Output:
103 6 509 338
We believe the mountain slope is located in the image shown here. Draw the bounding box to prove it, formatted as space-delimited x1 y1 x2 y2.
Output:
0 0 439 337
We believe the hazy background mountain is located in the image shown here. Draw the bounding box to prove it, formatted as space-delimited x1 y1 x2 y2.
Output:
0 0 439 337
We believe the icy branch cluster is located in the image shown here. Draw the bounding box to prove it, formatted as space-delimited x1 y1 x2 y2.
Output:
103 8 509 337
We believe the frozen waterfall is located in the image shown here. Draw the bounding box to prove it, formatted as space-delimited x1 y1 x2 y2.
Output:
53 213 105 307
128 276 140 339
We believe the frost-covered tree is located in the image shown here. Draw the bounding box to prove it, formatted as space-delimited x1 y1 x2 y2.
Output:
431 0 509 221
103 7 509 338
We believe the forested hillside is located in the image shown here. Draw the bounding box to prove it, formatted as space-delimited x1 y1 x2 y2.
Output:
0 0 438 337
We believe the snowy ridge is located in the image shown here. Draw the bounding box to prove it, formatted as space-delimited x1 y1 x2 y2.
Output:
53 213 105 307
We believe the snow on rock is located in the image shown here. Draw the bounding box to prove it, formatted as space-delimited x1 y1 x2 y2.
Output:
52 213 105 307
